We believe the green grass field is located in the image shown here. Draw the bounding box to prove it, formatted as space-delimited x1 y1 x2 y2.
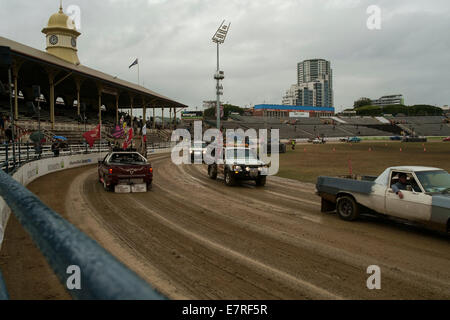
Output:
277 141 450 183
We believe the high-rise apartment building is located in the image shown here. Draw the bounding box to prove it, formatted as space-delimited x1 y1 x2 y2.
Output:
282 59 334 108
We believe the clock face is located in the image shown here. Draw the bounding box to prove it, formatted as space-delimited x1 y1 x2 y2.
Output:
71 37 77 48
49 35 58 45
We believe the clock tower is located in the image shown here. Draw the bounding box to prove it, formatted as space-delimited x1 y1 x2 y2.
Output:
41 3 81 65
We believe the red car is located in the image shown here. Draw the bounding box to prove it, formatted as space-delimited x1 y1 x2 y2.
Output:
98 151 153 192
443 137 450 142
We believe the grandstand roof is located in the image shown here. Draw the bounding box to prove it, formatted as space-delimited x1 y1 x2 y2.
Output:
0 36 187 109
254 104 335 112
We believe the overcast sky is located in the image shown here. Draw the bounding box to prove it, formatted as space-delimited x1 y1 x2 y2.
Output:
1 0 449 112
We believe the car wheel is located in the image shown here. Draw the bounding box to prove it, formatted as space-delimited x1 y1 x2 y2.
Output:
336 195 360 221
103 180 112 192
256 176 266 187
224 170 236 186
208 165 217 180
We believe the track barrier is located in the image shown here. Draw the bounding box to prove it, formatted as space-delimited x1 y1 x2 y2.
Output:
0 168 167 300
0 145 172 300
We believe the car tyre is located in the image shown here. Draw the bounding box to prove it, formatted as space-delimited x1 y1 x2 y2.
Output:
224 170 236 186
256 176 266 187
208 165 217 180
336 195 360 221
103 180 113 192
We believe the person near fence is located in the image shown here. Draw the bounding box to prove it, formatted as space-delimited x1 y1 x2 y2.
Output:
34 141 42 159
0 114 5 138
5 126 12 143
51 140 60 157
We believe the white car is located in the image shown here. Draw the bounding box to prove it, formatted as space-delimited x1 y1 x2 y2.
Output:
316 166 450 233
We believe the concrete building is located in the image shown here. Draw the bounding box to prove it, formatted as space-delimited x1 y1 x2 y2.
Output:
253 104 334 118
281 85 299 106
298 59 332 85
371 94 404 106
282 59 334 108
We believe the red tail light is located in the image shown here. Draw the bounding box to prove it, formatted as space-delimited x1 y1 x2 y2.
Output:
109 168 113 174
149 167 153 174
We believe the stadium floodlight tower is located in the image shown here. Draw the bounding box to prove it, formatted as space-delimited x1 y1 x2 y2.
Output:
212 20 231 131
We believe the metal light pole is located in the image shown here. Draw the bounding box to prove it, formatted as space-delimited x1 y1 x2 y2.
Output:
8 68 16 168
212 20 231 131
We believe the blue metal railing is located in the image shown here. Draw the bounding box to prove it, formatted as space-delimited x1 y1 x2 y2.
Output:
0 168 167 300
1 141 174 173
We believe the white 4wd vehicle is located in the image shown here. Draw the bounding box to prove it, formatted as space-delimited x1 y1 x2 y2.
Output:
317 166 450 233
207 147 268 187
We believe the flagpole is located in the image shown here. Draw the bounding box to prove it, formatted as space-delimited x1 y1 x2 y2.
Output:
138 59 140 86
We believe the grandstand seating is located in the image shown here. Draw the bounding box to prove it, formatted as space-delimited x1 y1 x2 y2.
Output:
4 104 450 144
215 115 450 139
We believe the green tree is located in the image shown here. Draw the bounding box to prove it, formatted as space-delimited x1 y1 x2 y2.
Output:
354 97 372 108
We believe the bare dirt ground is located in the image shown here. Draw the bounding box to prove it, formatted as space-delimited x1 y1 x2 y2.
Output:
1 153 449 299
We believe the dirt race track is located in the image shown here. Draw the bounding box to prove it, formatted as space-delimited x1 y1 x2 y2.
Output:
1 153 450 300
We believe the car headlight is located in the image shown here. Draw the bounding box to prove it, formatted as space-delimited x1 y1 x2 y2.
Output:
233 165 242 171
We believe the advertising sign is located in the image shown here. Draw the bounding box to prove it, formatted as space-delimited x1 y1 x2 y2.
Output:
289 112 310 118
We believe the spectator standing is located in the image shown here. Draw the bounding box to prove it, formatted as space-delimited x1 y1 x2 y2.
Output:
51 141 60 157
5 126 13 143
0 114 4 137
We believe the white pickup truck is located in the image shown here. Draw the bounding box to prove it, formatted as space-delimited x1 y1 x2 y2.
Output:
316 166 450 233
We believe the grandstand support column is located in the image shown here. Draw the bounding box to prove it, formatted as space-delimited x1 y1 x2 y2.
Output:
12 59 23 121
49 74 55 130
13 70 18 120
142 97 146 125
153 107 156 129
97 84 103 127
162 108 165 129
174 108 177 128
169 108 172 129
115 93 120 125
75 78 82 116
130 95 134 128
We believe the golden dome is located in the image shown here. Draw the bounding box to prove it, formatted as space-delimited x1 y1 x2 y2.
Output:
47 7 71 29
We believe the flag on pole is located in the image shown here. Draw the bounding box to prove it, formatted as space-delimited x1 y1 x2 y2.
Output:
83 125 101 148
111 125 124 139
129 58 138 69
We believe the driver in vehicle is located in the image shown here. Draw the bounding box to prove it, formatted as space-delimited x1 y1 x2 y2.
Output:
391 172 421 199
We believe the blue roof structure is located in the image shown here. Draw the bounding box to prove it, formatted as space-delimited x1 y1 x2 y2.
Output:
254 104 335 112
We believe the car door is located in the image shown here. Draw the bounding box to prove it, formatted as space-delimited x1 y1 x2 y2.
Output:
385 171 432 222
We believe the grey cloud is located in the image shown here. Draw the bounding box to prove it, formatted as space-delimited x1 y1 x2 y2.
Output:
0 0 449 112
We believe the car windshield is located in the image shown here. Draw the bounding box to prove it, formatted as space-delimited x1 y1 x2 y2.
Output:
226 149 258 161
109 153 146 165
415 170 450 193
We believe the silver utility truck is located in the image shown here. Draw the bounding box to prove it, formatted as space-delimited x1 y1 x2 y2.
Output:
316 166 450 233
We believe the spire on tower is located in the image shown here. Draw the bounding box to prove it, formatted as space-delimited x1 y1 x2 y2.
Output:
59 0 63 13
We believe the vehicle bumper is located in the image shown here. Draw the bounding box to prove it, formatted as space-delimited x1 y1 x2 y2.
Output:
104 174 153 186
231 171 264 181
